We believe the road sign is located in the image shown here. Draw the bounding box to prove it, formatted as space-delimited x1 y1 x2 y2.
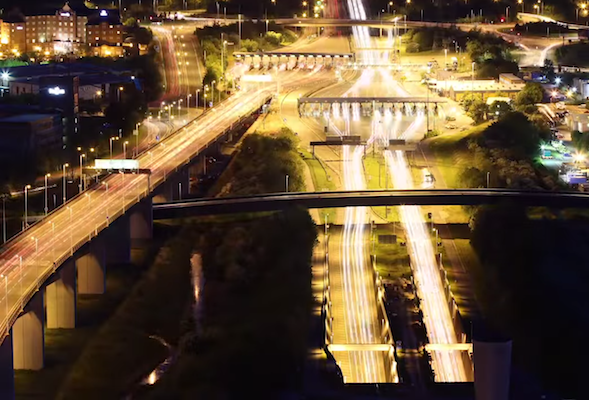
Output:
94 159 139 170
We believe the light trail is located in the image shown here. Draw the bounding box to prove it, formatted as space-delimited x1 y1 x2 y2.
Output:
379 86 469 381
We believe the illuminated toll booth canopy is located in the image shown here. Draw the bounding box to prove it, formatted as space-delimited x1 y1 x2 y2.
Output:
234 51 355 69
297 96 447 117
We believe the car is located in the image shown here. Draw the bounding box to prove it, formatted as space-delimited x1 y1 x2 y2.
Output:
445 116 456 121
444 124 457 129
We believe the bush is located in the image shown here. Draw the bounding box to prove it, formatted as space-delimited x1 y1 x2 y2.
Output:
405 42 420 53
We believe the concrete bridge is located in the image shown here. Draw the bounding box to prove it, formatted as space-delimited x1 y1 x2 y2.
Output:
0 88 271 398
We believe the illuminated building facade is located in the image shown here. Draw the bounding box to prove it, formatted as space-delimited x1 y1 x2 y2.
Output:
24 3 88 53
86 9 124 57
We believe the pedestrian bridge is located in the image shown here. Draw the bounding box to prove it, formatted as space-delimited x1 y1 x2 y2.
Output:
152 189 589 219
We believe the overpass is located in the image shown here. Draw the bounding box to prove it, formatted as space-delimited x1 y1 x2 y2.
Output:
151 189 589 219
0 69 336 398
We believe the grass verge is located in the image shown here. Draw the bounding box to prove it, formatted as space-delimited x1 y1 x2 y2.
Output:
363 154 400 222
301 149 337 222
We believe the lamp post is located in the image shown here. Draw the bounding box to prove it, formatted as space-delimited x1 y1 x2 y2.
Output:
471 61 475 93
518 0 524 12
506 6 510 20
444 48 448 68
62 163 69 204
2 196 6 243
79 153 85 193
44 173 50 215
134 123 140 157
388 1 393 13
285 174 289 192
24 184 31 231
123 141 129 159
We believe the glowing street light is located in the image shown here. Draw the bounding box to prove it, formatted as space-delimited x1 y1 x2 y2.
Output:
44 173 51 215
24 184 31 230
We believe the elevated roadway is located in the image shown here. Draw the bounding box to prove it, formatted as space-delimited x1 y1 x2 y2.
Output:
0 69 337 391
152 189 589 219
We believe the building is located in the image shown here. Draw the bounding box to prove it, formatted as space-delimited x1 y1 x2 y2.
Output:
498 73 524 86
24 3 88 54
0 113 64 162
439 79 525 102
86 9 124 57
573 77 589 99
3 20 26 54
3 62 138 100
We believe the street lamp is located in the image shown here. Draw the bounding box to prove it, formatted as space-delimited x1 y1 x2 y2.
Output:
285 174 289 192
79 153 86 193
110 136 119 159
24 184 31 231
62 163 69 204
44 173 50 215
2 195 6 244
123 141 129 159
471 61 476 92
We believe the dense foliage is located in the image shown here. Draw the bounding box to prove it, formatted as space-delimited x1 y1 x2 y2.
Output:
556 42 589 67
406 27 517 78
216 130 306 195
195 22 296 87
469 204 589 399
454 112 558 190
137 123 317 397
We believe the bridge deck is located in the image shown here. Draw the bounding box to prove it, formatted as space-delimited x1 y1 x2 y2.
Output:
152 189 589 219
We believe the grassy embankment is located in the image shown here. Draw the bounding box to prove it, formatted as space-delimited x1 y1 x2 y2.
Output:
14 225 183 400
56 226 194 400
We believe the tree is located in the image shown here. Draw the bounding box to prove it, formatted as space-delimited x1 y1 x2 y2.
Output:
515 82 544 107
460 167 487 188
477 111 543 158
489 100 512 119
467 100 488 124
571 130 589 151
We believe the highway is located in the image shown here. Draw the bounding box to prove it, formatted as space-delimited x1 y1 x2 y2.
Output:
0 68 335 339
319 0 399 384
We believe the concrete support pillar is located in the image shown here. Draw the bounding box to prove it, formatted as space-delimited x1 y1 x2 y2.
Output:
46 260 76 328
13 292 44 370
0 334 14 399
76 238 106 294
130 197 153 247
474 339 512 400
